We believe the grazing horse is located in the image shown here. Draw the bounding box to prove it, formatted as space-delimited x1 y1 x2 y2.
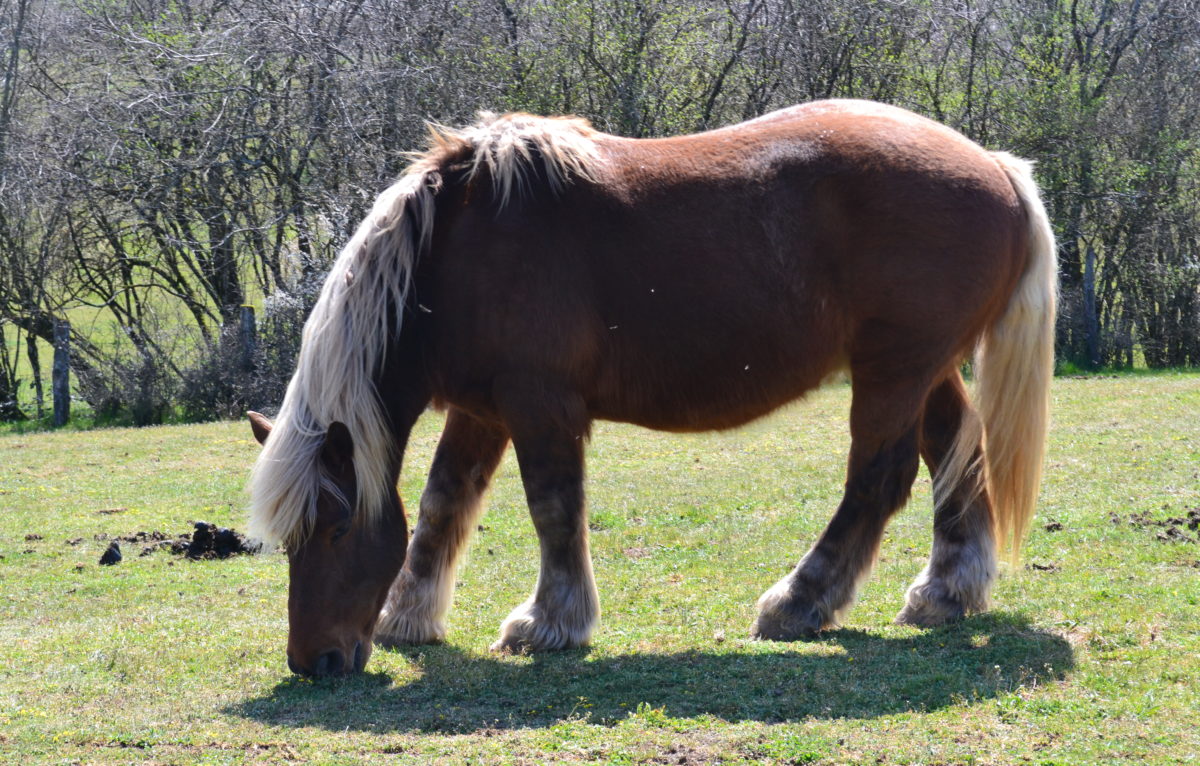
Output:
248 99 1056 678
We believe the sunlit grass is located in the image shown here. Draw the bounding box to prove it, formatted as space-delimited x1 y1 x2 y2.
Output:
1 374 1198 763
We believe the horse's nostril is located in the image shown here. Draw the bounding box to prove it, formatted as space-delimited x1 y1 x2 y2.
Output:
314 649 345 677
287 654 304 676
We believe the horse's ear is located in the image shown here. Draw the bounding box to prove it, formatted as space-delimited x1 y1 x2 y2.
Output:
247 411 273 446
320 421 354 476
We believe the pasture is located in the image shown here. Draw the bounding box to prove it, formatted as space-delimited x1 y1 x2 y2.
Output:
1 373 1197 764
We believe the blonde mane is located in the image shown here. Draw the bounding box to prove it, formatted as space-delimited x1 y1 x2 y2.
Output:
426 111 602 205
249 112 603 546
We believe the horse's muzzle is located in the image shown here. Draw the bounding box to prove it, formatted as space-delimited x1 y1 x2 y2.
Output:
287 641 366 677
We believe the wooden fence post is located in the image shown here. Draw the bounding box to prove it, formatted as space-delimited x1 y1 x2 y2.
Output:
1083 245 1101 370
239 305 257 373
52 319 70 427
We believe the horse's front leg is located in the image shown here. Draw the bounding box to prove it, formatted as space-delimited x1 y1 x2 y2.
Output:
375 408 509 647
491 380 598 652
753 372 924 638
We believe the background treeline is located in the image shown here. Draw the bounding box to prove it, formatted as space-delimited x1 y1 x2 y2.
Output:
1 0 1198 425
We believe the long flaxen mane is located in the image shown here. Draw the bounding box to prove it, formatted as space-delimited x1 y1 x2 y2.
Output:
249 111 603 547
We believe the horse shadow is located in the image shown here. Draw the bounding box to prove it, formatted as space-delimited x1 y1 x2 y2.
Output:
228 613 1073 734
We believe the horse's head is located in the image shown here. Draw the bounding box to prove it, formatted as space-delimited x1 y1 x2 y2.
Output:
248 411 407 677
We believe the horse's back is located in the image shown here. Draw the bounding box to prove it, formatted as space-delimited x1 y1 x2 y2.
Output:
423 101 1030 431
595 99 1026 306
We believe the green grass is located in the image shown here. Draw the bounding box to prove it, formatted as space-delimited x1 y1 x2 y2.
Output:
1 375 1198 763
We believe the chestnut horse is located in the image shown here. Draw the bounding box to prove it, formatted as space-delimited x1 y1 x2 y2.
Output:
248 99 1056 678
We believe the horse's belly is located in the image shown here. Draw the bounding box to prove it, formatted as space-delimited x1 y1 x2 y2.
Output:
589 338 846 433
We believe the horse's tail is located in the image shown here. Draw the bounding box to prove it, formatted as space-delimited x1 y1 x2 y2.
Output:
941 152 1057 564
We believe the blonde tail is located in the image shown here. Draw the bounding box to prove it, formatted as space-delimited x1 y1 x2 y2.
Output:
940 153 1057 564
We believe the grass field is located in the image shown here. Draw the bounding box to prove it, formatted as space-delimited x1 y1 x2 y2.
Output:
1 374 1198 764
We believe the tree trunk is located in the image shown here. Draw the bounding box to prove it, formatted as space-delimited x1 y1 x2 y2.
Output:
0 323 25 421
25 328 42 419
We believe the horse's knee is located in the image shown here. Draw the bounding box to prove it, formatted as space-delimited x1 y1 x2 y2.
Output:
846 428 921 512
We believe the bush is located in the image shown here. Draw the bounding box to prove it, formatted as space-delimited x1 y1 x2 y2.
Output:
82 350 177 427
179 258 326 421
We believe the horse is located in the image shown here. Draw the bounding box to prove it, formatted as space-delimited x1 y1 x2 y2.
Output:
247 99 1056 678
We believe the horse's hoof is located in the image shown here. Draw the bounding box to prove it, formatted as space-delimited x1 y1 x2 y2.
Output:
492 598 594 653
374 632 445 650
373 610 447 648
896 577 974 627
489 635 534 654
490 621 577 653
749 603 827 641
894 601 966 628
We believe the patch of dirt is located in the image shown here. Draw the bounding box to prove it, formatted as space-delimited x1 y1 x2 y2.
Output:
1043 520 1063 532
182 521 262 559
119 530 170 543
1110 508 1199 543
137 539 186 556
99 541 122 565
1028 562 1059 572
97 522 261 564
650 744 719 765
23 533 42 541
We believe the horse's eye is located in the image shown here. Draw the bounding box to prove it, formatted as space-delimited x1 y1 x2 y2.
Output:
330 522 351 542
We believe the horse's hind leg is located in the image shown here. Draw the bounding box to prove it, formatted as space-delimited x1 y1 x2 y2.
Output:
491 381 598 652
375 408 509 647
752 370 926 639
896 371 996 626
